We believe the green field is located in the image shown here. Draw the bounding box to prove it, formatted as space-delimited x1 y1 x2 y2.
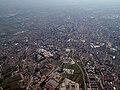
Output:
63 63 84 84
51 60 62 66
0 24 22 37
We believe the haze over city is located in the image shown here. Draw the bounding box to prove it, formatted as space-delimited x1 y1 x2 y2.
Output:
0 0 120 90
0 0 120 8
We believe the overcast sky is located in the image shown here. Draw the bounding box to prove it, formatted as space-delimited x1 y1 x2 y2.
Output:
0 0 120 9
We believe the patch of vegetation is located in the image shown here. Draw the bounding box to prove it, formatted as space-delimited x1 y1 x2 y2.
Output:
0 24 21 37
51 60 62 66
63 63 84 84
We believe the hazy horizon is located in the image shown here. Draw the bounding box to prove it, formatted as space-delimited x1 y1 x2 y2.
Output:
0 0 120 9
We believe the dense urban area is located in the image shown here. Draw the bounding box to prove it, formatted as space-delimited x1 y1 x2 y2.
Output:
0 5 120 90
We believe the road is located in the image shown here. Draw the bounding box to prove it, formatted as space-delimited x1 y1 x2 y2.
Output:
75 61 87 90
71 49 87 90
79 58 92 90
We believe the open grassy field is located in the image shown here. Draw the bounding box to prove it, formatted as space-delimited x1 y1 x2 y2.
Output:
63 63 84 84
0 24 22 37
